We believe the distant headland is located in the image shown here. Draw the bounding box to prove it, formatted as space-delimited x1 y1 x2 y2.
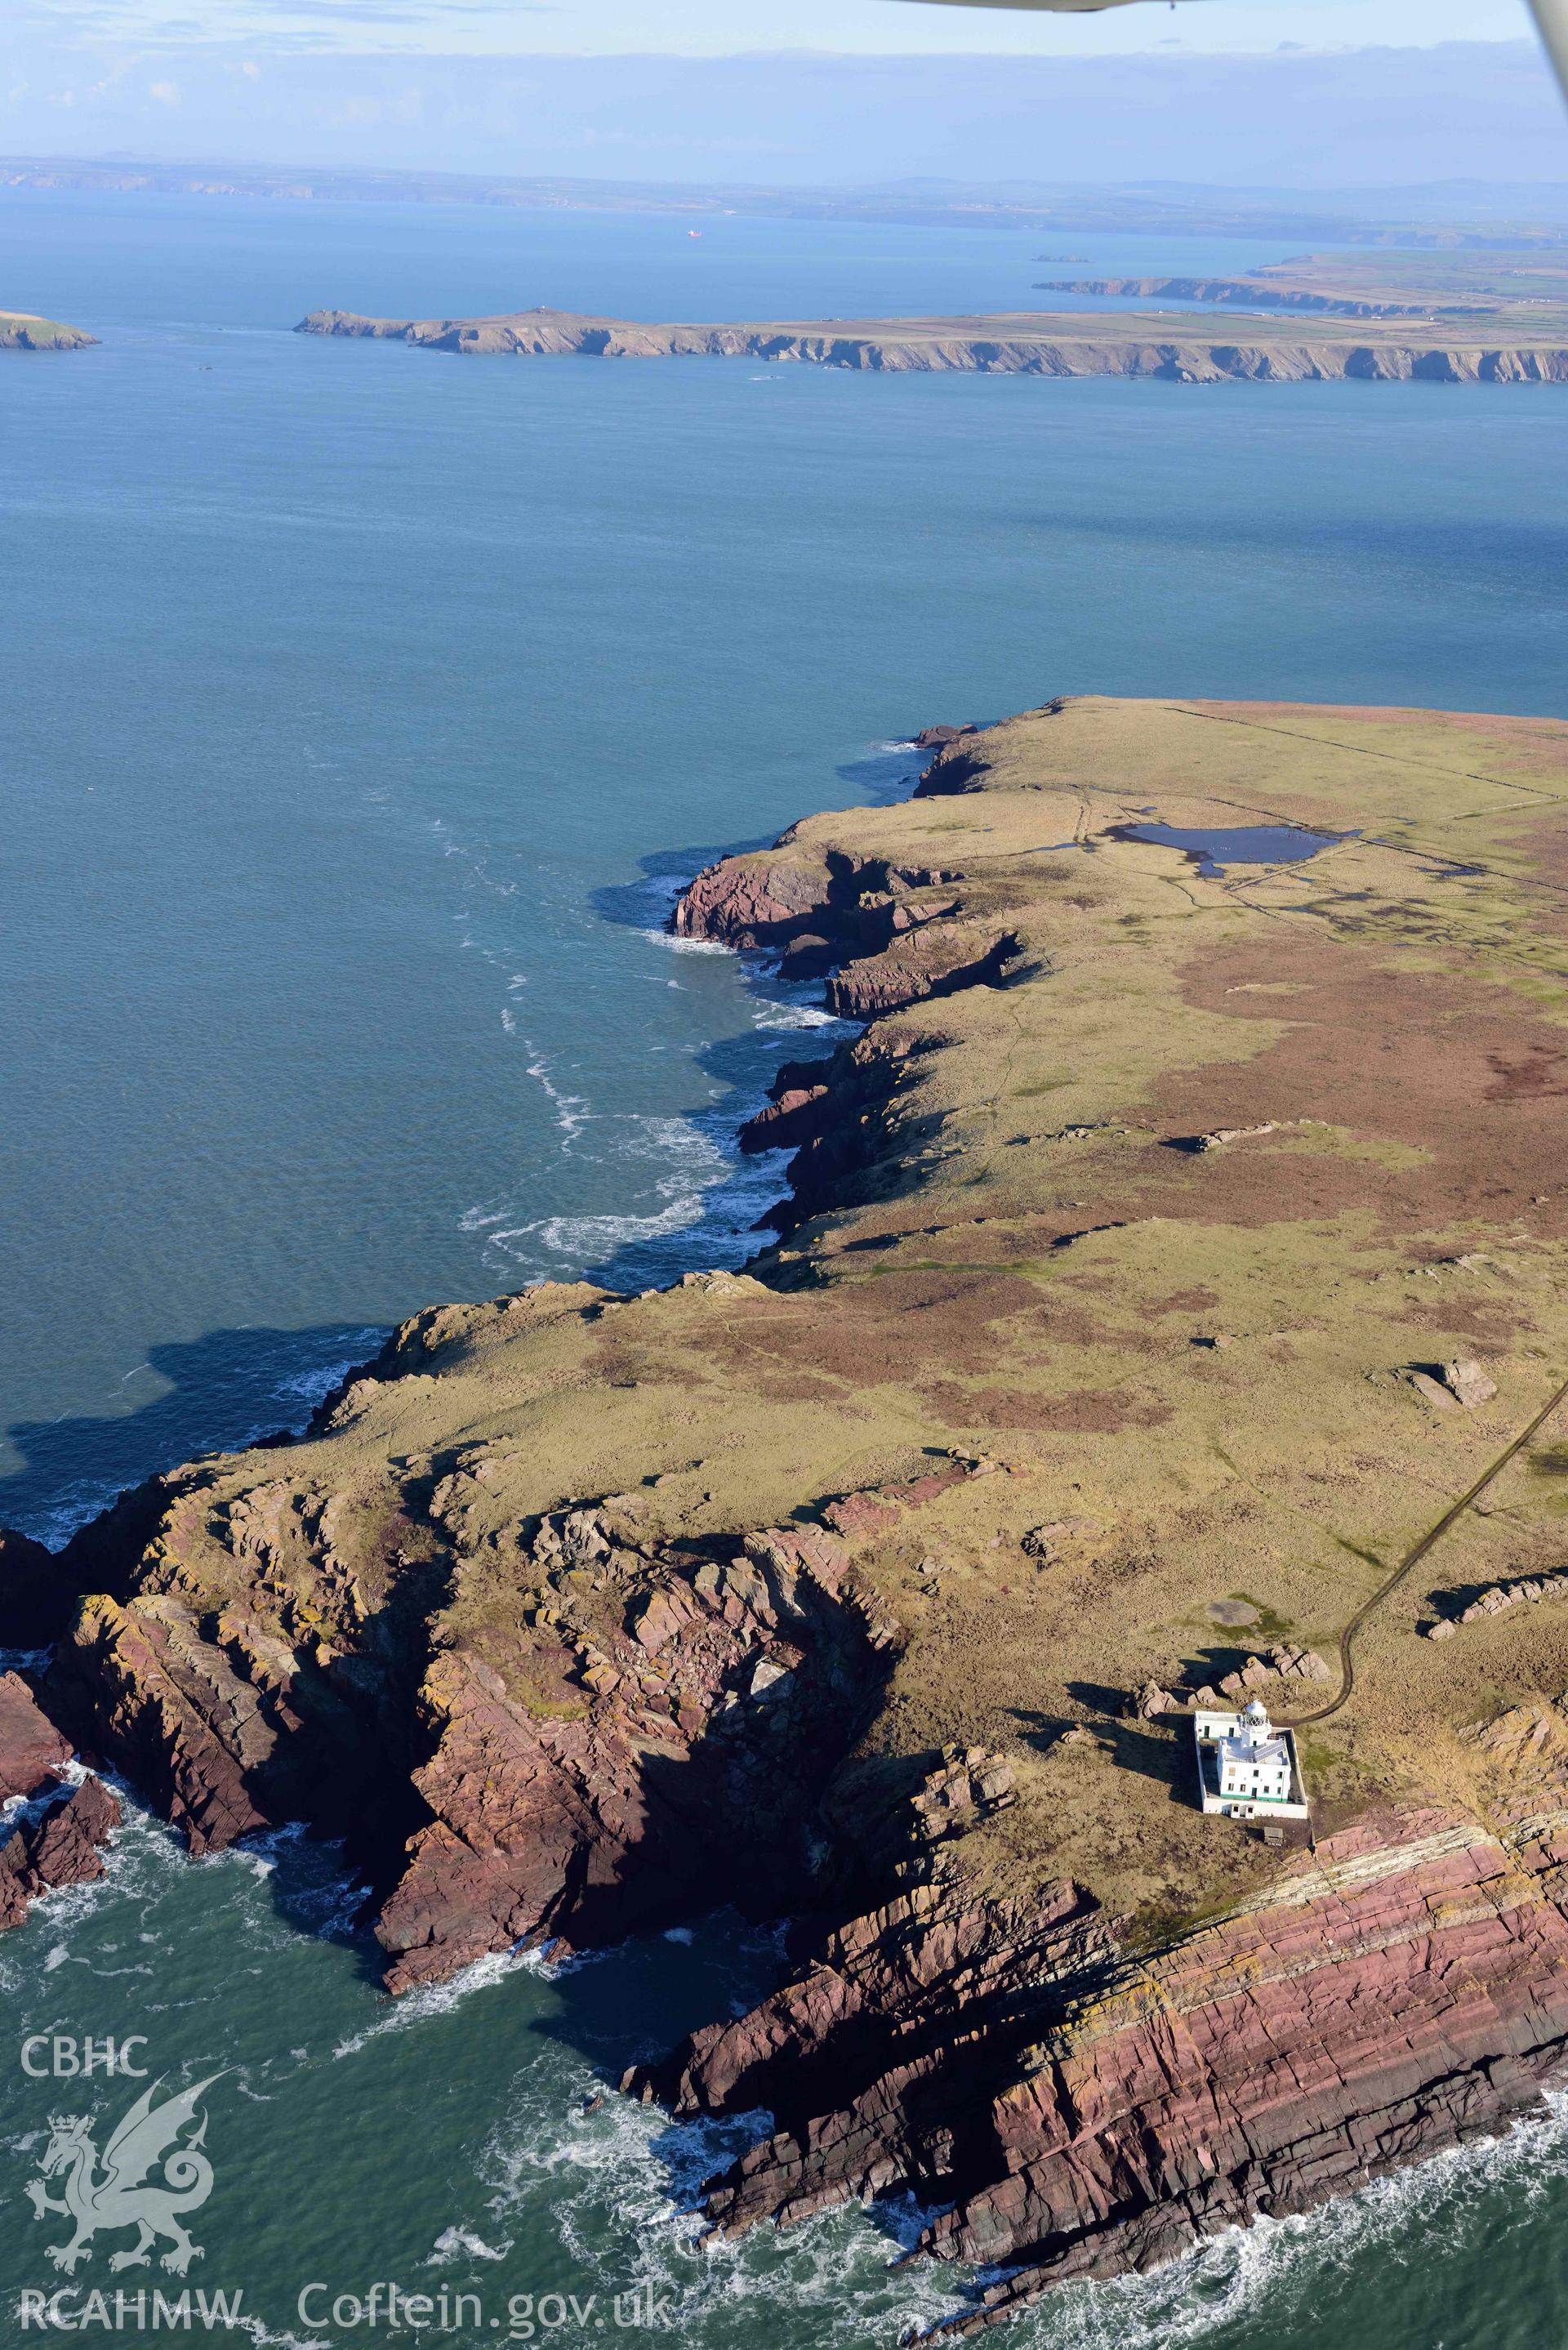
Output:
296 301 1568 385
1034 245 1568 328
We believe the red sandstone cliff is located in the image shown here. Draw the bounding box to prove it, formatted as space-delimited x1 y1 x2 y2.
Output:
0 1670 121 1930
626 1786 1568 2336
40 1460 994 1989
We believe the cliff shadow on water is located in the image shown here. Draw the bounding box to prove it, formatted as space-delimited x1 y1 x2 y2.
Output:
0 1321 392 1551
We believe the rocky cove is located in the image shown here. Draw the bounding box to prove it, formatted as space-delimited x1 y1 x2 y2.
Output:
10 693 1568 2334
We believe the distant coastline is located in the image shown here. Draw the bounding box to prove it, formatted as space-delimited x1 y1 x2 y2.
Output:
1033 247 1568 327
7 155 1568 247
296 303 1568 385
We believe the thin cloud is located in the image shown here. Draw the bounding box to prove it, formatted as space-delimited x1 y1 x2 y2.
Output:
249 4 436 20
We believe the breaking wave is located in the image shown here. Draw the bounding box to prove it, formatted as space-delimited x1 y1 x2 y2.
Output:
987 2089 1568 2348
269 1330 385 1410
332 1944 552 2062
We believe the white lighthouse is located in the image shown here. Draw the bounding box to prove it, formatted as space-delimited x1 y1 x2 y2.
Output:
1192 1694 1309 1821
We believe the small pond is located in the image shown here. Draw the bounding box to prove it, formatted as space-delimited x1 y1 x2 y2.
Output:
1111 820 1350 876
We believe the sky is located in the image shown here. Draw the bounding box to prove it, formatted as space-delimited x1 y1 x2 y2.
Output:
4 0 1565 183
7 0 1546 58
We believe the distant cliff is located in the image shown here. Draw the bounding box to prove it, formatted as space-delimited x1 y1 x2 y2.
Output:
296 304 1568 383
1031 274 1453 319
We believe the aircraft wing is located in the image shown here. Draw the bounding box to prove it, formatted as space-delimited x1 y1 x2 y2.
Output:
901 1 1147 8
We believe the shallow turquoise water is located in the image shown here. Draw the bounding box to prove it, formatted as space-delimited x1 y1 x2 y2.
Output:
2 190 1568 2347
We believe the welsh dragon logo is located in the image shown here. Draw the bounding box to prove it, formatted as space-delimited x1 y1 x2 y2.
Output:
24 2076 220 2276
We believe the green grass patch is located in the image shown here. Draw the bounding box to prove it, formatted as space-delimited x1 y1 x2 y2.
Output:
1230 1592 1294 1642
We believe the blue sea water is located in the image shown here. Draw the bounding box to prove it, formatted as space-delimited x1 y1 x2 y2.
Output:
2 189 1568 2348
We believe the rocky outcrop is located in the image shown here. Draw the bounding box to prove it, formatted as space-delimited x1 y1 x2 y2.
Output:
0 1776 121 1929
914 734 996 796
1404 1356 1500 1411
1189 1643 1334 1706
673 820 1024 1222
628 1800 1568 2334
0 1673 121 1933
0 1670 72 1799
1133 1680 1182 1719
39 1462 978 1988
295 308 1568 385
825 926 1020 1022
672 851 853 953
625 1862 1106 2205
40 1465 452 1878
376 1511 901 1987
737 1081 830 1156
1428 1569 1568 1636
60 1594 285 1857
31 1438 1014 1994
751 1028 921 1235
673 842 959 962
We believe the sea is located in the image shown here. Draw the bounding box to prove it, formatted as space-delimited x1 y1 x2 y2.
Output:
2 186 1567 2348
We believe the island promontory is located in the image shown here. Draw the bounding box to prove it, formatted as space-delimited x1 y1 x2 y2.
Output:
9 695 1568 2331
0 308 96 350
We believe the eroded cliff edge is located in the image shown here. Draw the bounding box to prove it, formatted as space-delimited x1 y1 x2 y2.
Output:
11 694 1568 2330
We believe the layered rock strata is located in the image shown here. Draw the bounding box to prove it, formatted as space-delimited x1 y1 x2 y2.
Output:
629 1798 1568 2335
